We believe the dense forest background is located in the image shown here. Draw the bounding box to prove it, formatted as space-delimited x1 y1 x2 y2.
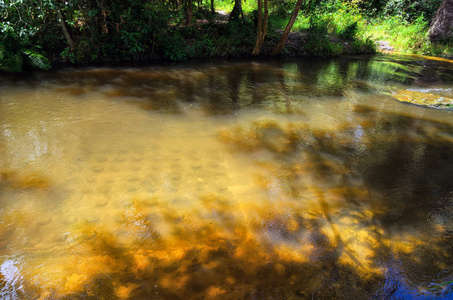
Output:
1 0 453 72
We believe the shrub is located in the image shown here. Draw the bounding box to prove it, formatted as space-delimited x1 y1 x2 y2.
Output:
161 32 187 61
383 0 442 22
364 15 429 53
0 27 50 72
339 21 358 40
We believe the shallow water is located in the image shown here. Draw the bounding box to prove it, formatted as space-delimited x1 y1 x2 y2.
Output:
1 55 453 299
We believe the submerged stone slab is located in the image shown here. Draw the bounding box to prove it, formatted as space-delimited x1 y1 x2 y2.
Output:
392 89 453 109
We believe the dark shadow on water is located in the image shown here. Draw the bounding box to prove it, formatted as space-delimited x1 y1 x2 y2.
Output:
219 102 453 298
5 212 388 299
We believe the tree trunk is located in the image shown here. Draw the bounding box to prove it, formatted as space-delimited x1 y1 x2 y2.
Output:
429 0 453 43
57 9 75 49
254 0 263 53
272 0 302 56
252 0 268 55
211 0 214 14
188 0 193 24
229 0 243 22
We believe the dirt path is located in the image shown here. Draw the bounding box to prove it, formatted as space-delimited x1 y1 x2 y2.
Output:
376 41 394 52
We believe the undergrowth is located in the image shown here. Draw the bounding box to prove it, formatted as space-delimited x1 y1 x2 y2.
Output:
363 15 429 53
363 15 453 57
2 0 453 72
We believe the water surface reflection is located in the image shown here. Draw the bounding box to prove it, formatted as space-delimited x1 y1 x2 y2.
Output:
0 55 453 299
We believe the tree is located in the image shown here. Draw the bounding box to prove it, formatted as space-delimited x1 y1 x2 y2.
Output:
252 0 268 55
229 0 244 22
429 0 453 43
187 0 193 24
272 0 303 56
0 0 54 71
57 7 75 49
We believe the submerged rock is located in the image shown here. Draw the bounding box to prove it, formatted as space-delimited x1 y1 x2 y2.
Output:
0 170 50 190
392 90 453 109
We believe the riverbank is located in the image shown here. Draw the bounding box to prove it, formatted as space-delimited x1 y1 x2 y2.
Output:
1 6 377 73
2 2 453 73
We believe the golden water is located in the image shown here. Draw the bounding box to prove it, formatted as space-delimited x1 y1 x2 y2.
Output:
1 56 453 299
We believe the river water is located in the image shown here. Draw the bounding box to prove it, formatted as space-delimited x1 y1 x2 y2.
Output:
1 55 453 299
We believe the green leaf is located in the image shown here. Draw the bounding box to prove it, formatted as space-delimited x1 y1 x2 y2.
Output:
88 9 98 19
24 49 51 70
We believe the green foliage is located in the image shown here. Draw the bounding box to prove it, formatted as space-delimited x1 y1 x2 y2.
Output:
428 41 453 57
161 32 187 61
268 14 290 30
299 1 377 57
215 0 257 14
23 50 51 70
182 20 255 58
363 13 453 57
358 0 442 21
0 0 62 71
304 35 344 57
364 15 429 53
339 22 358 40
0 43 50 72
350 37 377 54
304 1 365 39
120 31 146 60
305 18 340 57
382 0 442 21
0 0 450 67
187 36 215 58
0 22 50 72
60 47 77 64
293 15 311 32
0 28 22 72
0 43 23 72
60 40 96 64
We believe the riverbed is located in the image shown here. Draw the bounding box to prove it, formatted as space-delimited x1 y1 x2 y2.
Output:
1 55 452 299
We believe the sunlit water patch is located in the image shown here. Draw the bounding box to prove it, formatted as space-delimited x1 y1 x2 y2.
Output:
1 55 453 299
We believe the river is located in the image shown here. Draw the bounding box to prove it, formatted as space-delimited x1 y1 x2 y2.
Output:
1 55 453 299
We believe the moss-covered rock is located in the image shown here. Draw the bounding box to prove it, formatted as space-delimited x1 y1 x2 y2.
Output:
392 89 453 109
